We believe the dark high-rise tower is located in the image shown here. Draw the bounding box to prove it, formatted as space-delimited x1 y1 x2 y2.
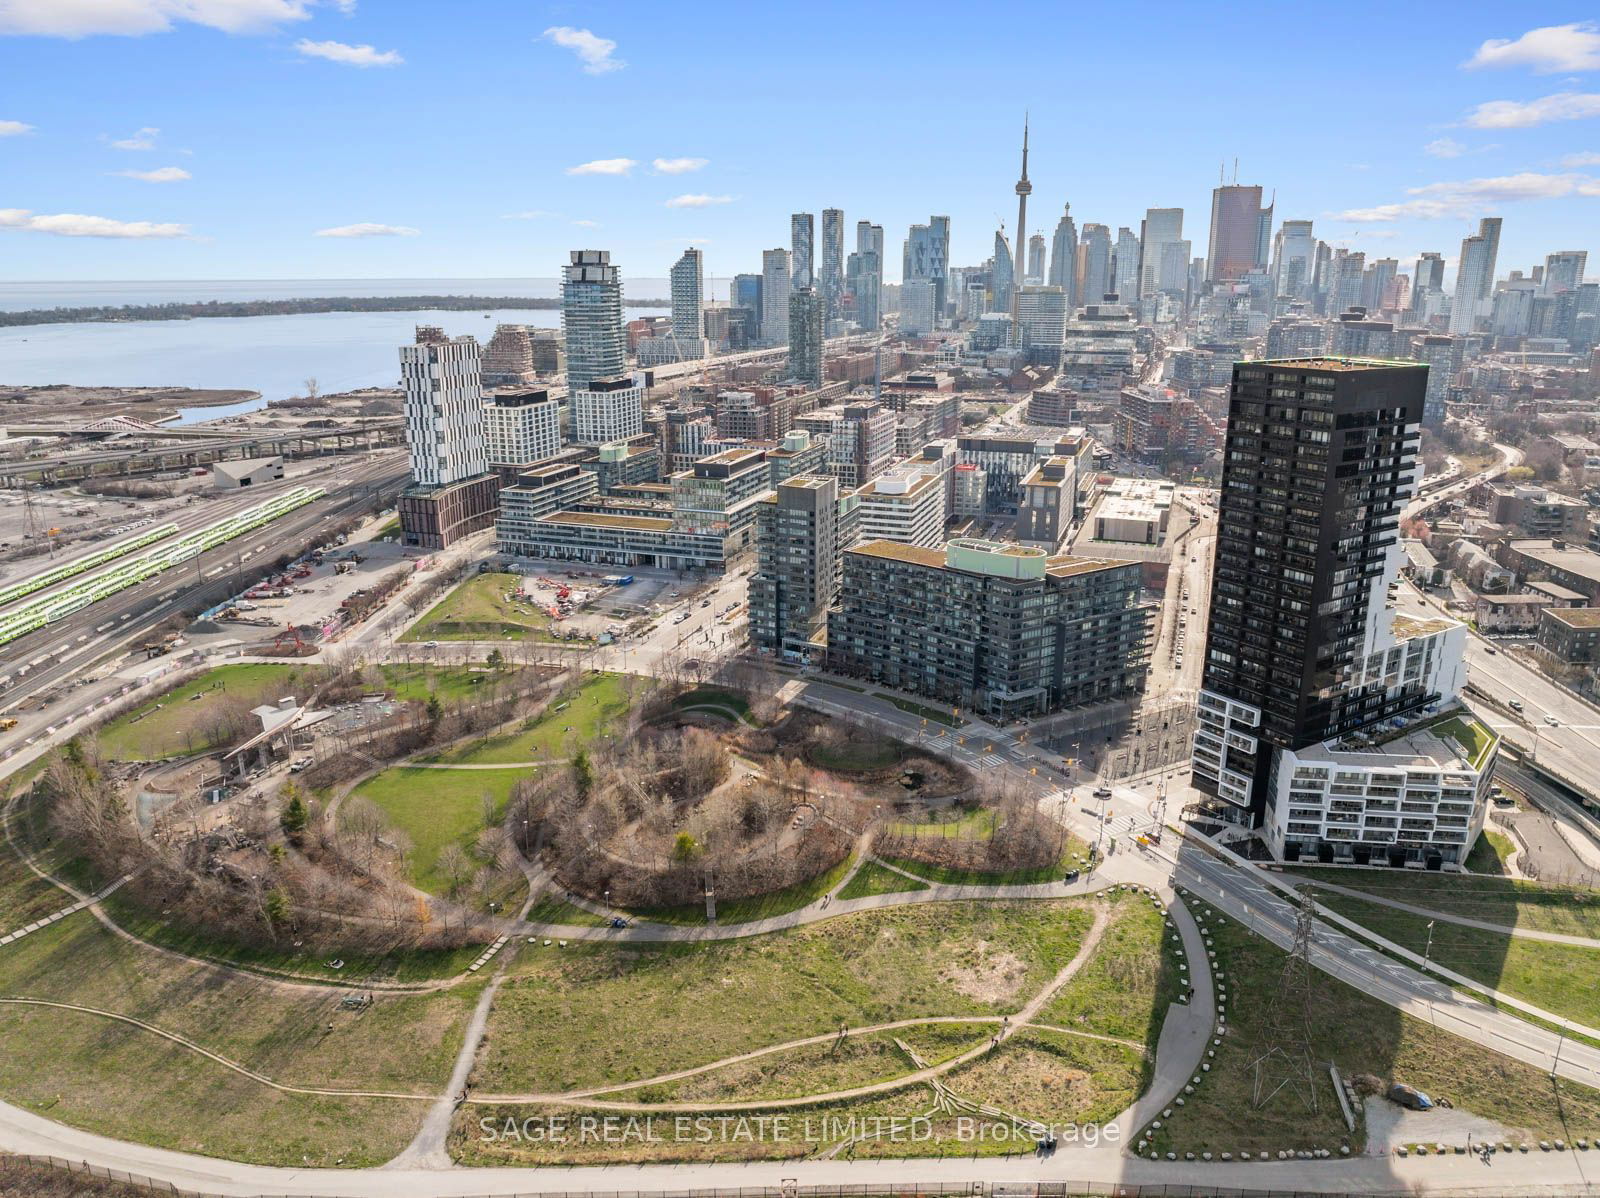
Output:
1191 358 1429 821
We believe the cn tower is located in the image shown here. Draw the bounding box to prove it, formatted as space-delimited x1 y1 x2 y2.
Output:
1012 115 1031 308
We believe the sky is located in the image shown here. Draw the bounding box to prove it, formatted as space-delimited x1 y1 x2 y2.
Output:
2 0 1599 289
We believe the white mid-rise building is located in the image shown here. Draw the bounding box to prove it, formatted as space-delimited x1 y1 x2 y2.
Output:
482 390 561 468
901 278 937 337
400 334 487 487
855 467 946 548
570 376 645 446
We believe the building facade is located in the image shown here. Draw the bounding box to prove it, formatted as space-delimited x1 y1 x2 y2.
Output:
827 539 1150 719
748 474 857 660
570 376 645 446
562 250 626 392
482 390 561 470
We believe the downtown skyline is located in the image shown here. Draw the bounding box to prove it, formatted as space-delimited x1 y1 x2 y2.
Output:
0 2 1598 284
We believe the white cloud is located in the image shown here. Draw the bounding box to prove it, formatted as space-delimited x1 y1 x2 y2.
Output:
1464 92 1600 128
0 208 188 237
572 219 600 228
1465 23 1600 74
566 157 635 176
331 0 355 11
653 157 707 175
1560 150 1600 166
1329 171 1599 221
665 193 733 208
0 0 317 37
109 126 159 150
1425 137 1465 158
313 222 418 237
294 38 401 67
0 119 33 136
114 165 190 182
502 210 558 220
540 26 622 74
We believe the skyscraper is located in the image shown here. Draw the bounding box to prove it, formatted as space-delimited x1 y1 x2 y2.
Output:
731 272 763 330
1449 217 1502 335
1270 219 1316 301
1544 250 1587 295
991 229 1015 315
821 208 845 324
1078 223 1112 304
670 247 703 341
561 250 626 393
1206 183 1272 283
791 213 814 290
1138 208 1184 298
1016 285 1067 353
904 216 950 316
901 277 937 337
1191 359 1438 817
788 288 824 386
1012 118 1031 305
848 248 882 331
1364 258 1398 313
1026 234 1046 285
1113 227 1141 302
762 248 791 345
1048 204 1079 309
400 333 486 488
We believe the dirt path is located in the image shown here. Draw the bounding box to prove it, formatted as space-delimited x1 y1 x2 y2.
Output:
469 902 1113 1112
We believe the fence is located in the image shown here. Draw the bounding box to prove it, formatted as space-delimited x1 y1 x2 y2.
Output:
9 1158 1600 1198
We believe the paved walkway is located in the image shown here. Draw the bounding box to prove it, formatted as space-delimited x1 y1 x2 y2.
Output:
1307 876 1600 948
0 874 130 946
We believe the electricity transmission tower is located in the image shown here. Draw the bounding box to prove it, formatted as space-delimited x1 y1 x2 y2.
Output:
1247 885 1321 1111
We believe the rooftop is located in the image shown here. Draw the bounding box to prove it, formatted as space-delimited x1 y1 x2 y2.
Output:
1392 611 1456 640
1544 607 1600 629
1306 708 1497 772
1508 540 1600 582
1249 357 1425 372
538 509 672 532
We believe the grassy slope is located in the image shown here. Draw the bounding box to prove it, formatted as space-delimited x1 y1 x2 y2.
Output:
1285 865 1600 938
425 672 636 766
94 664 319 760
347 766 525 894
399 572 560 643
837 860 931 900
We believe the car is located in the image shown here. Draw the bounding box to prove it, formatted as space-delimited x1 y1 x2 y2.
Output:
1509 700 1524 712
1544 715 1561 727
424 640 439 649
1063 869 1080 884
701 599 712 608
1092 787 1112 799
1484 645 1498 655
609 917 629 928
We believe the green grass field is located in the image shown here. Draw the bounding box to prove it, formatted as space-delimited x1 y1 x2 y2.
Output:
884 696 961 726
483 900 1097 1094
94 664 321 761
887 805 998 838
1149 910 1600 1155
377 663 528 704
671 688 751 719
0 911 488 1164
1285 865 1600 938
881 826 1092 887
347 766 526 895
425 672 637 766
1466 827 1516 876
1319 891 1600 1029
400 572 567 642
809 735 904 772
836 860 930 900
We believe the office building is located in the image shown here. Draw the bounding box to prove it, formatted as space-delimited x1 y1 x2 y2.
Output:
901 277 938 337
1206 183 1272 283
1139 208 1184 298
1544 250 1587 296
791 213 815 289
788 288 824 387
1449 217 1502 335
483 390 561 471
1078 223 1113 304
1113 227 1141 302
1026 234 1046 285
1048 204 1079 310
821 208 845 324
1191 358 1483 865
749 475 858 660
827 539 1149 719
1270 219 1316 301
762 248 791 345
1059 300 1138 398
571 376 645 446
732 273 763 330
1014 457 1076 550
562 250 626 393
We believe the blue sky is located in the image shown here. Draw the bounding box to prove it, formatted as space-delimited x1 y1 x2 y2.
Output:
2 0 1598 288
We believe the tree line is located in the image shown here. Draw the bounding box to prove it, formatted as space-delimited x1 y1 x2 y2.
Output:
0 294 669 327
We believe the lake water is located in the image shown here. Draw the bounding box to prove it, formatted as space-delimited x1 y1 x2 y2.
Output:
0 287 668 424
